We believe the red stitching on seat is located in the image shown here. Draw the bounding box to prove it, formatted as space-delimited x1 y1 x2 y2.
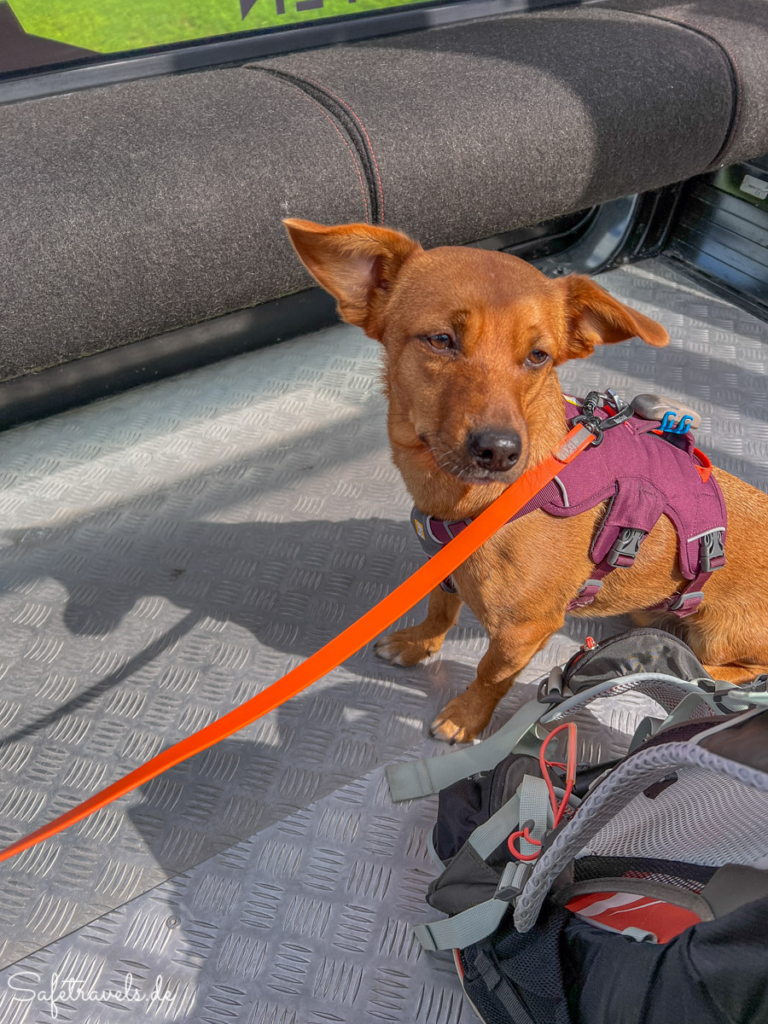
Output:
299 74 385 222
292 88 370 223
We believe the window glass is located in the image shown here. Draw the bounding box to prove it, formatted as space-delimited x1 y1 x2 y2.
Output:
0 0 437 76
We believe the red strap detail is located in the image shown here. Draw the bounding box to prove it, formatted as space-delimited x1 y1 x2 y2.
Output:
507 827 542 862
693 447 712 483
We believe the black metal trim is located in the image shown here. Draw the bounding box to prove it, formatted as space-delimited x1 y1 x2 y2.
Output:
472 206 598 259
534 194 641 277
534 185 683 278
0 288 338 432
663 173 768 323
0 0 577 106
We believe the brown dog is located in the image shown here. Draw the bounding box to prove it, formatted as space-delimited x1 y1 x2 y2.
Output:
284 218 768 742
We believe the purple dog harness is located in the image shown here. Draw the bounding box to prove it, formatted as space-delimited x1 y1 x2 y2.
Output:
411 392 727 619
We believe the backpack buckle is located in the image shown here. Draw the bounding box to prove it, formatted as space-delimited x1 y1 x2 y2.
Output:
537 666 567 706
699 529 725 573
607 527 646 567
495 861 532 903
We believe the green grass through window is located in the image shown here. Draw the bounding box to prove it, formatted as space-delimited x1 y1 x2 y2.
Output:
9 0 431 54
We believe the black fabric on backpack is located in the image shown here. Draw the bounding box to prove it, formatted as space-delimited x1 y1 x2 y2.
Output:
458 880 768 1024
460 901 573 1024
563 896 768 1024
428 753 574 916
433 754 568 864
558 626 710 694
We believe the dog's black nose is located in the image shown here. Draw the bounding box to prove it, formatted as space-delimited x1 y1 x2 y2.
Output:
467 429 522 473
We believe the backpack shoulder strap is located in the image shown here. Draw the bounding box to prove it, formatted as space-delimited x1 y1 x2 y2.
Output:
415 776 550 951
386 698 546 802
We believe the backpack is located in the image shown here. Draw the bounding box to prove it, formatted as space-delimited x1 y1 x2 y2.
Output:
386 628 768 1024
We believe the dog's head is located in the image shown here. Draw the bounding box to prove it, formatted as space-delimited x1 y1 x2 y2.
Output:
284 219 668 493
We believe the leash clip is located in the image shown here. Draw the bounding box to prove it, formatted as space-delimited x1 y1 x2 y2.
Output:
572 390 633 448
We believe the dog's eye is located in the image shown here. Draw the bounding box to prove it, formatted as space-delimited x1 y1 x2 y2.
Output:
526 348 550 367
424 333 454 351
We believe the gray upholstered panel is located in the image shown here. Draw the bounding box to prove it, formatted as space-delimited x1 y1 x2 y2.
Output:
251 6 734 247
0 68 370 383
608 0 768 167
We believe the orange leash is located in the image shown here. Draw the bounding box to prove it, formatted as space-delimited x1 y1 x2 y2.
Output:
0 425 595 863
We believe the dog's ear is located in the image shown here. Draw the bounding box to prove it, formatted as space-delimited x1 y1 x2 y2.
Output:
283 219 422 336
554 274 668 362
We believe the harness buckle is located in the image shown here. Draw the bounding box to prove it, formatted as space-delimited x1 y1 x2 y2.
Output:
567 578 604 611
606 527 646 567
411 509 444 557
667 590 705 615
699 529 725 573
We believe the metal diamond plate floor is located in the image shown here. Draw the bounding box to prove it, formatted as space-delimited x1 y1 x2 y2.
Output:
0 259 767 1022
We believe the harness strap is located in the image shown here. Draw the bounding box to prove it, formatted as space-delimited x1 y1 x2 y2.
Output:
567 525 648 610
412 394 726 620
651 527 726 617
413 512 473 593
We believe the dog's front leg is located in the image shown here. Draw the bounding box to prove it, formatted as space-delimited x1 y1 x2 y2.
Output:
374 587 463 666
430 617 559 743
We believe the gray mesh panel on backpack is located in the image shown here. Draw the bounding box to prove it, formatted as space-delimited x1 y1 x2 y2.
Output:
514 741 768 934
583 763 768 864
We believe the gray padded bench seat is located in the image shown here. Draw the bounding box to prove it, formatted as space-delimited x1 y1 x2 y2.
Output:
1 0 768 391
607 0 768 168
252 5 735 248
0 69 369 384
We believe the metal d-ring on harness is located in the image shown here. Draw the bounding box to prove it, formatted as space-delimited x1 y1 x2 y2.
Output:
571 388 634 446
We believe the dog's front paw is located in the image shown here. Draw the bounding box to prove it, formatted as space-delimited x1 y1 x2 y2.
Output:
374 629 442 667
429 693 493 744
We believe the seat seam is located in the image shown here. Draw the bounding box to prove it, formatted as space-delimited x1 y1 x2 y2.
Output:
286 72 385 223
609 5 742 169
258 74 371 224
248 65 382 224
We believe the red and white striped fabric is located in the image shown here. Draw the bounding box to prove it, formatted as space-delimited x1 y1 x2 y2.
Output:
565 891 702 943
